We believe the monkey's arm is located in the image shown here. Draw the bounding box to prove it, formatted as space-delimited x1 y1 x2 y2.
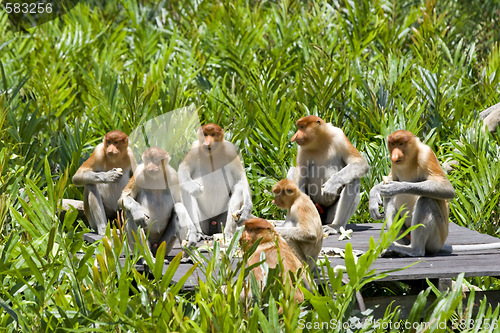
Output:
178 153 204 197
128 147 138 173
118 177 147 224
369 183 385 220
379 180 455 200
228 158 253 221
73 169 123 185
274 227 317 243
72 146 125 186
322 136 369 195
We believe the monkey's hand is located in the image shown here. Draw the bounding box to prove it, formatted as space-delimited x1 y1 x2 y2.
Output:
379 181 404 198
232 205 252 224
183 180 204 197
321 178 344 199
102 168 123 183
185 226 198 247
123 198 148 227
369 185 385 220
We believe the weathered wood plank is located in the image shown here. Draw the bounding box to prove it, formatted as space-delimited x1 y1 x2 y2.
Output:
362 290 500 318
86 222 500 286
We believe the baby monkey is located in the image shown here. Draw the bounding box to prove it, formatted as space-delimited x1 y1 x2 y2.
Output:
272 179 323 272
240 218 305 305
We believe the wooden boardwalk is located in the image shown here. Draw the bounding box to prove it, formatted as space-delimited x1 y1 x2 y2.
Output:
84 222 500 286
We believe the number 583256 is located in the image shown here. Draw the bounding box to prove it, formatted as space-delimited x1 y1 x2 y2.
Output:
4 2 52 14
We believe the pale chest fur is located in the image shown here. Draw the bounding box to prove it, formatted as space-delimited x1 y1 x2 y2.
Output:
191 153 239 219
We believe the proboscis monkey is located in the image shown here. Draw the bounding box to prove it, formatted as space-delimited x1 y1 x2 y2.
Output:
73 130 137 235
272 179 323 272
288 116 370 235
369 130 500 257
118 147 197 262
178 123 253 238
239 218 305 305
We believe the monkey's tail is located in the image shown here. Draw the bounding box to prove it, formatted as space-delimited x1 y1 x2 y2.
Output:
440 243 500 253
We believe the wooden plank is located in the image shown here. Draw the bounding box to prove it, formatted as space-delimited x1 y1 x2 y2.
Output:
362 291 500 318
87 222 500 287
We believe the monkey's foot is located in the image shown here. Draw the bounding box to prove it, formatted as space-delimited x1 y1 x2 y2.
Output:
197 233 214 242
180 255 193 264
323 224 341 235
381 244 408 258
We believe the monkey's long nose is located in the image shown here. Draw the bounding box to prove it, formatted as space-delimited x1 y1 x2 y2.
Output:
204 137 214 149
391 149 404 163
107 148 118 155
291 132 298 143
147 163 158 172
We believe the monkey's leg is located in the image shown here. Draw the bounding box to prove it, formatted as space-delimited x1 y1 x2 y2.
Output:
323 178 361 235
224 190 245 237
124 209 154 260
385 197 445 257
84 184 108 235
150 216 180 264
173 202 198 248
281 237 310 269
181 190 204 239
382 197 412 245
286 167 295 180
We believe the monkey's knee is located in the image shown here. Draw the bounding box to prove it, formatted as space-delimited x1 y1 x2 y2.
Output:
327 181 360 227
412 197 447 254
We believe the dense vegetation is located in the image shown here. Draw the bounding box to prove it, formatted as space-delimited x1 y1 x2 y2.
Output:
1 0 500 331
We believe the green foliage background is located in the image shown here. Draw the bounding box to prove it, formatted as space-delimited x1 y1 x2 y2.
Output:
1 0 500 331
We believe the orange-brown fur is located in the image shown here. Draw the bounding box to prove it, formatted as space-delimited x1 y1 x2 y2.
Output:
387 130 450 244
272 179 323 271
178 123 253 237
73 130 137 235
369 130 455 256
290 116 369 234
240 218 305 305
119 147 196 261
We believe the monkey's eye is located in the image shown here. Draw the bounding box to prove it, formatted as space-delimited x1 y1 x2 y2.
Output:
399 143 403 146
286 188 293 194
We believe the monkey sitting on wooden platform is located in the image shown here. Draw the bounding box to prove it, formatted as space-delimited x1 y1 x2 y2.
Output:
119 147 197 262
73 130 137 235
369 130 500 256
287 116 370 236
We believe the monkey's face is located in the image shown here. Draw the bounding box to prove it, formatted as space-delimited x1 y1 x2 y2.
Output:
198 124 224 152
142 148 170 176
104 134 128 158
272 180 298 209
387 130 415 165
291 116 324 146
